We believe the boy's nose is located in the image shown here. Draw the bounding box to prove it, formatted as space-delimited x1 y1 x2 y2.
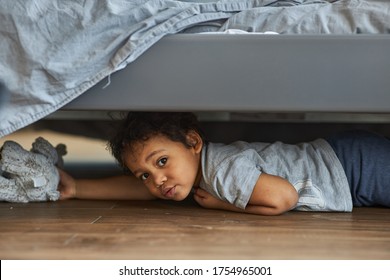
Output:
153 172 167 188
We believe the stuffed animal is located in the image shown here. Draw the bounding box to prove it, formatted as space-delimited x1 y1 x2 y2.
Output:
0 137 67 202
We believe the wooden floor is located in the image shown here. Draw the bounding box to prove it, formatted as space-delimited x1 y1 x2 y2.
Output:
1 198 389 260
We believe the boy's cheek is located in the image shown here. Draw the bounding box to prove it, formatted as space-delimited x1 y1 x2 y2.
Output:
147 187 161 197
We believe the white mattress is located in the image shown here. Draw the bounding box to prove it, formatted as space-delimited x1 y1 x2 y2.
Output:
64 34 390 113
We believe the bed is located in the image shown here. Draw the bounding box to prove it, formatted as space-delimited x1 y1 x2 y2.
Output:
1 0 390 138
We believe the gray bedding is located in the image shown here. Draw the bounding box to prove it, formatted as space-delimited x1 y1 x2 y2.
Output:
0 0 389 137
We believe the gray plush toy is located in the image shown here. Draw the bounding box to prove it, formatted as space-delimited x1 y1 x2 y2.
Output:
0 137 67 202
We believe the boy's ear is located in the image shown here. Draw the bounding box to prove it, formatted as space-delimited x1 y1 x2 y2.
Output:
186 131 203 153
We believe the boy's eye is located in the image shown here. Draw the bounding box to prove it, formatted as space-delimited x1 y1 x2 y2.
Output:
157 157 167 167
140 173 149 181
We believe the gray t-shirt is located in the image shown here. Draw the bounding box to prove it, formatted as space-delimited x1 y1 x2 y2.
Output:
199 139 352 212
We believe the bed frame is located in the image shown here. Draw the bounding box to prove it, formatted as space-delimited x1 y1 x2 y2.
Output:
63 34 390 114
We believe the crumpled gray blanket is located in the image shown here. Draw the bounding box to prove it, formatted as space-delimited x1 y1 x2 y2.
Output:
0 0 388 137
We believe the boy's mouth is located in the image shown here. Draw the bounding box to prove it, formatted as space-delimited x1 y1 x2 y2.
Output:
162 186 176 198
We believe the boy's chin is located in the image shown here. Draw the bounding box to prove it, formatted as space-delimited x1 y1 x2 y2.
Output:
172 189 192 201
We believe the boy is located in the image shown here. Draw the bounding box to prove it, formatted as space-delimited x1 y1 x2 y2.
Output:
58 112 390 215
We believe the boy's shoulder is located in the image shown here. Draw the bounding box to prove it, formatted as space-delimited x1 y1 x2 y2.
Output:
202 141 264 169
203 140 252 158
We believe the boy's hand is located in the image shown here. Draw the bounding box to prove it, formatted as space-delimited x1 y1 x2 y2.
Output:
57 169 76 200
193 187 232 210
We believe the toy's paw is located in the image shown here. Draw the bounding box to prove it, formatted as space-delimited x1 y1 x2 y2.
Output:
47 190 61 201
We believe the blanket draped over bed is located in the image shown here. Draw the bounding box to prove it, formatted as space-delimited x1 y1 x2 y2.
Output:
0 0 389 137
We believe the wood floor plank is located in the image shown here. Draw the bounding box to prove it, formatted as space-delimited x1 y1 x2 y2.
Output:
1 199 389 260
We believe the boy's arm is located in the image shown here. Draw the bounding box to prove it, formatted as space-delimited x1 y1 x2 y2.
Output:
194 173 298 215
58 169 156 200
245 173 298 215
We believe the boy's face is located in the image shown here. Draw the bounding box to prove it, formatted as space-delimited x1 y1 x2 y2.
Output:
123 133 203 201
